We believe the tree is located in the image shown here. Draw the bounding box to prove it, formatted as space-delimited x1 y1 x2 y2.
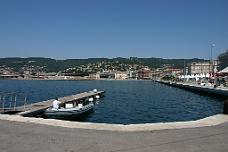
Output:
218 49 228 70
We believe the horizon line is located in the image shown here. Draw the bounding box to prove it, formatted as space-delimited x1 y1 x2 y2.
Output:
0 56 208 60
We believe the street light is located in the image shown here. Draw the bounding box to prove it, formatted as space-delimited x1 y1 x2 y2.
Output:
209 43 215 81
210 43 215 62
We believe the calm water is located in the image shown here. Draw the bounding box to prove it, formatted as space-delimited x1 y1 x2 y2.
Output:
0 80 224 124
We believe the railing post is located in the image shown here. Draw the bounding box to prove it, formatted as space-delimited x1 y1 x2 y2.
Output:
13 95 17 111
2 96 5 111
9 96 13 109
0 95 1 110
24 96 27 110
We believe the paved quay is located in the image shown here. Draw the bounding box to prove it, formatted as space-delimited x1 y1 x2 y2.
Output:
1 115 228 152
156 80 228 98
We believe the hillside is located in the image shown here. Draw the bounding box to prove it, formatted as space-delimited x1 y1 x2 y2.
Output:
0 57 207 72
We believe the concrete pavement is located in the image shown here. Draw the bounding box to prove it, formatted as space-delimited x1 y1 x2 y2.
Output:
1 114 228 131
1 118 228 152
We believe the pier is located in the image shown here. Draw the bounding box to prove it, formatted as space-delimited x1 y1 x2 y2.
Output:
156 80 228 98
0 90 105 117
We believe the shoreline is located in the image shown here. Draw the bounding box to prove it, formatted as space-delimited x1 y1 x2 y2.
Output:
0 78 151 81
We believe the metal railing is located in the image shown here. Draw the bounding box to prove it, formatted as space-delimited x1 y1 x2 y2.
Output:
0 92 28 113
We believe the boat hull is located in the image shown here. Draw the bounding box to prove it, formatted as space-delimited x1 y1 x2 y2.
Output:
45 103 94 119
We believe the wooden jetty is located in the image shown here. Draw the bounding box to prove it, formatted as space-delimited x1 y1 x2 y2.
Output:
1 90 105 117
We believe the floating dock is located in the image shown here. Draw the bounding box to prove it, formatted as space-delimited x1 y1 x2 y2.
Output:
156 80 228 98
0 90 105 117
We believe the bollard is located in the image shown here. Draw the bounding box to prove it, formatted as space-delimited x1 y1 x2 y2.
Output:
224 100 228 114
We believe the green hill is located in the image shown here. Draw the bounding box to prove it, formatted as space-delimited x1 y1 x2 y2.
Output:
0 57 207 72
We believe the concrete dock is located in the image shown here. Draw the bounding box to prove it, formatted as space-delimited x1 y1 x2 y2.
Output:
156 80 228 98
1 115 228 152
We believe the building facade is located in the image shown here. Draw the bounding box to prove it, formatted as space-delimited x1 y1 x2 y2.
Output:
115 72 128 80
138 67 151 79
187 61 218 75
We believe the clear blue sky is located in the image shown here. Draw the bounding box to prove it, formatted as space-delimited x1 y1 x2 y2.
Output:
0 0 227 59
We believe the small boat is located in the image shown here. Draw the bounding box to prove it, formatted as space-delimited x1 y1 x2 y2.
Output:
45 102 94 118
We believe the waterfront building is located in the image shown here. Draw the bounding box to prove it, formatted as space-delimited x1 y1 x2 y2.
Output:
100 71 115 79
163 68 182 76
115 71 128 80
37 72 57 77
187 61 218 75
138 67 151 79
89 73 100 79
127 70 137 79
151 68 163 79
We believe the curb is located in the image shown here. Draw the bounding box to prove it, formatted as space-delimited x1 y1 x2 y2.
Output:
1 114 228 132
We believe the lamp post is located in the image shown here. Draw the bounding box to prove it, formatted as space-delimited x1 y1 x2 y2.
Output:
208 43 215 84
210 43 215 63
210 43 215 74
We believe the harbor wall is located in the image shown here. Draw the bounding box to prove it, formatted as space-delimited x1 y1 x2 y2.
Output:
156 80 228 98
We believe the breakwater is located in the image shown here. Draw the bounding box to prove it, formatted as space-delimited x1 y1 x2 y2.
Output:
156 80 228 98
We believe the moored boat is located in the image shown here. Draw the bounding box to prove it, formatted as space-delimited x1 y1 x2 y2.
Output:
45 100 95 118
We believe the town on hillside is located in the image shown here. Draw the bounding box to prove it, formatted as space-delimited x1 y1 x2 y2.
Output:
0 50 228 87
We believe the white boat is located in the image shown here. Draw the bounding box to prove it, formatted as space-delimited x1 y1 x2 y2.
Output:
45 102 94 118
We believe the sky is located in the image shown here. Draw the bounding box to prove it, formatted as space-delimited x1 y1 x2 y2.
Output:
0 0 228 59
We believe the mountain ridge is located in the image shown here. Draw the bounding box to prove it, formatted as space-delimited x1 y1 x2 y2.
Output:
0 57 207 72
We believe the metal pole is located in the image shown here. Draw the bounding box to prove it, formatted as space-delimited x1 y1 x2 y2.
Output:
183 59 186 82
9 96 13 109
184 59 185 75
2 96 5 111
24 96 27 110
210 45 213 63
210 45 212 76
208 43 215 82
13 95 17 110
210 43 215 75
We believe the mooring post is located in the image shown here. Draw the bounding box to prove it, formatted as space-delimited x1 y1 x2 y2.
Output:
224 99 228 114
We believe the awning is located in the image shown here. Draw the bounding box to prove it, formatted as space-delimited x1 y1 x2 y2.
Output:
218 67 228 74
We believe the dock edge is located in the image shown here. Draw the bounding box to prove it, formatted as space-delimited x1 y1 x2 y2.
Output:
1 114 228 132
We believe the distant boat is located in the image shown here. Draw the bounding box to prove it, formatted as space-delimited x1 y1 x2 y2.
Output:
44 102 94 118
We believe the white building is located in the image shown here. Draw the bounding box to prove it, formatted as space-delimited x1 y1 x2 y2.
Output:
115 72 128 80
89 73 100 79
187 61 218 75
